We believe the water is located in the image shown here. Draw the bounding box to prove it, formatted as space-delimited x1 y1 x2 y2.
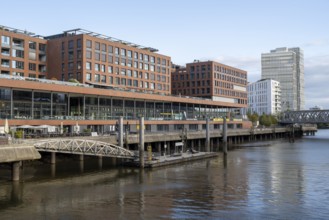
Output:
1 130 329 219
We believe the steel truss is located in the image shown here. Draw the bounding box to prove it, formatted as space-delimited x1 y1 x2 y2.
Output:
34 139 135 159
280 110 329 124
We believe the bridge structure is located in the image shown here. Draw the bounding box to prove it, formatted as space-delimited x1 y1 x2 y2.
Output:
279 110 329 124
34 139 135 159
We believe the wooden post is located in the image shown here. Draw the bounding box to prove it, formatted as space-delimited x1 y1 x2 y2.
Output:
223 117 228 155
139 117 144 168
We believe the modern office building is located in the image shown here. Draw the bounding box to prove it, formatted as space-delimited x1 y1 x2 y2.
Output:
247 79 281 115
171 60 248 105
261 47 304 111
0 26 48 78
46 29 171 95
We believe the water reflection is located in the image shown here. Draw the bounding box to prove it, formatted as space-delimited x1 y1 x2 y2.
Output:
0 131 329 219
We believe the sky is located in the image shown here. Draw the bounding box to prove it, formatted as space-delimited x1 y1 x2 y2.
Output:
1 0 329 109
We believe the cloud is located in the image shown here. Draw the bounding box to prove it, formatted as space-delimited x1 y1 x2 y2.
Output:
303 39 329 48
304 55 329 109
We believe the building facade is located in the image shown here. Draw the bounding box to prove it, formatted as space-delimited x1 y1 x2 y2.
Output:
247 79 281 115
261 47 304 111
0 26 47 78
46 29 171 95
171 60 248 105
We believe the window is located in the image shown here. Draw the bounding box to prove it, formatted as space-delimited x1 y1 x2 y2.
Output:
68 62 74 70
39 43 46 52
68 51 74 60
121 48 126 57
95 42 100 50
77 61 81 70
127 50 132 58
127 59 132 67
115 47 119 55
29 41 36 50
101 64 105 72
101 75 106 83
150 65 155 72
77 39 82 48
86 62 91 70
134 61 138 68
77 50 82 59
101 43 106 52
121 78 126 85
62 63 65 71
1 36 10 45
145 72 149 79
95 74 100 82
109 76 113 84
139 62 143 69
86 40 92 48
108 55 113 63
108 46 113 53
133 70 138 78
121 68 126 75
133 80 138 87
121 58 126 66
12 61 24 69
134 52 138 59
68 40 74 49
127 69 132 77
12 49 24 58
144 54 149 62
95 52 100 61
108 66 113 73
139 53 143 60
86 73 91 81
162 59 166 65
150 56 155 63
101 54 106 62
29 63 36 71
144 63 149 71
95 63 100 71
115 57 119 65
86 50 92 59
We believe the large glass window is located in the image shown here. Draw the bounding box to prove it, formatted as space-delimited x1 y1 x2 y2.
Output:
1 36 10 45
0 88 11 119
13 90 32 119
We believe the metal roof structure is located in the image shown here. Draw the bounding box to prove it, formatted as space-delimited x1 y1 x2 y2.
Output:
0 25 44 38
60 28 159 52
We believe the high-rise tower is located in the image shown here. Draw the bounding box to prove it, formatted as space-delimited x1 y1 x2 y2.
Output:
261 47 304 111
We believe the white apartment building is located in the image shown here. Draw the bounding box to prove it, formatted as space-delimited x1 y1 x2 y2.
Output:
248 79 281 115
261 47 304 111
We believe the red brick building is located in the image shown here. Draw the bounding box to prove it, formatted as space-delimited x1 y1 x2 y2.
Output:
172 60 248 105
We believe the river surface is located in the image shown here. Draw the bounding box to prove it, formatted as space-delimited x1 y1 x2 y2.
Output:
1 130 329 219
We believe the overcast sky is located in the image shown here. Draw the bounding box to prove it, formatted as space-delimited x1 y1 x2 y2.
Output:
1 0 328 109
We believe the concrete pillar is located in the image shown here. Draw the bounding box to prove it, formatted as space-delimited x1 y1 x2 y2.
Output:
198 139 201 152
98 156 103 169
51 164 56 177
12 161 20 181
191 139 194 150
206 118 210 152
51 152 56 164
118 117 124 148
139 117 144 168
157 142 161 155
79 154 84 161
223 117 227 155
79 161 84 173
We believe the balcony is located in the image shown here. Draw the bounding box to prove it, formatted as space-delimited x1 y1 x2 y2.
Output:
1 60 10 68
1 48 10 56
12 38 24 48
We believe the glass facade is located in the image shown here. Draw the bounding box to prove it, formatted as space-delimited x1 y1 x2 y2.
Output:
261 47 304 111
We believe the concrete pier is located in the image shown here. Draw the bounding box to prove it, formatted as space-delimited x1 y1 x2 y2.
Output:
51 152 56 164
11 161 21 181
118 117 124 148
